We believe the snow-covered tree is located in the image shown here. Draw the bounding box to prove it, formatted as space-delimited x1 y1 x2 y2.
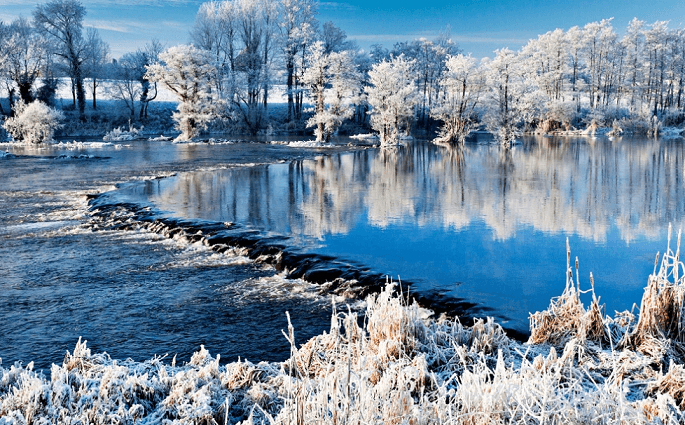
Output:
392 32 459 127
145 45 221 141
34 0 87 120
366 55 418 144
321 21 355 54
3 100 63 143
483 48 521 146
0 18 49 106
302 41 360 141
191 0 238 99
109 52 144 117
280 0 318 122
582 19 617 110
82 27 109 110
193 0 280 133
431 54 484 143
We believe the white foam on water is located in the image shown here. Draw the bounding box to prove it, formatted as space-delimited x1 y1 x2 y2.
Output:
225 271 357 307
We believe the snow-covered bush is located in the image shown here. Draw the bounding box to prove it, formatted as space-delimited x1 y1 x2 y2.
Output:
2 101 63 144
103 124 143 141
145 45 221 141
366 55 418 145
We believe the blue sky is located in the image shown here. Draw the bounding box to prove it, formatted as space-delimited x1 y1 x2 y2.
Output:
1 0 684 58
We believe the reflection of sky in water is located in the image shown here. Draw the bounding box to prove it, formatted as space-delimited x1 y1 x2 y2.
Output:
117 137 685 333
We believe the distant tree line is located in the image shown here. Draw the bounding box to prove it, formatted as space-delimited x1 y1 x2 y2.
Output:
3 1 685 144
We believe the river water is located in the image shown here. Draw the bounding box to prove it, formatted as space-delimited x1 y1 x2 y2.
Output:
1 135 684 369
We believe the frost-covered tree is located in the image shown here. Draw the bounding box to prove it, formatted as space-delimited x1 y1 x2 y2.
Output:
110 52 144 117
193 0 280 133
302 41 360 141
321 21 355 54
110 42 161 120
0 18 49 106
192 0 238 99
3 100 63 143
280 0 318 122
145 45 221 141
34 0 87 120
483 48 521 146
366 55 418 144
82 27 109 110
431 54 484 143
582 19 617 110
393 32 459 127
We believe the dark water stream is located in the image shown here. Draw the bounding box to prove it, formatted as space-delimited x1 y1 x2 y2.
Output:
2 135 684 369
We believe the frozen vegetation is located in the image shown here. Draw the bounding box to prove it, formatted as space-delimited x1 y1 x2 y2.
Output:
102 124 143 142
3 230 685 424
2 101 63 144
5 2 685 143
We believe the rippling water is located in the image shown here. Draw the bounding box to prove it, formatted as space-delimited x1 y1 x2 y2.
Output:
1 135 684 369
0 139 348 369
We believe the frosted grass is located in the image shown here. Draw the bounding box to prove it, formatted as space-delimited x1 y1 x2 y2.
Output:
3 235 685 423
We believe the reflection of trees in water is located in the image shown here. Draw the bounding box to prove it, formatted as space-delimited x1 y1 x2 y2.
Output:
154 138 685 243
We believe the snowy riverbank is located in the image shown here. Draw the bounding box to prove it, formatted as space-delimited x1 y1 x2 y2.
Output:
2 233 685 424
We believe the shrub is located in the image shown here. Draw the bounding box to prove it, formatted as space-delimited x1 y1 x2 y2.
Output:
3 101 64 144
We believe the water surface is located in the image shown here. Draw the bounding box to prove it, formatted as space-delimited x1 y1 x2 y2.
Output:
1 135 683 370
113 136 685 332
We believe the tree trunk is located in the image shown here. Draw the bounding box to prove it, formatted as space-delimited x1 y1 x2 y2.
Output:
18 81 33 104
286 60 295 121
92 78 97 110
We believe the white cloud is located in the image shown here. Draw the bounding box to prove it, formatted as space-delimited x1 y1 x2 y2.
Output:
318 2 357 11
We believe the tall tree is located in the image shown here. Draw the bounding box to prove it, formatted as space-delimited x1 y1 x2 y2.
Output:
431 54 484 143
279 0 317 122
34 0 87 120
145 44 221 141
483 48 521 146
302 41 360 141
191 1 238 100
366 55 418 144
82 27 109 110
138 40 163 120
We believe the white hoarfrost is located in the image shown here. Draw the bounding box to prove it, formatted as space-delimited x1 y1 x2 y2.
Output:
145 45 222 142
366 55 418 145
4 234 685 423
302 41 361 142
2 101 63 144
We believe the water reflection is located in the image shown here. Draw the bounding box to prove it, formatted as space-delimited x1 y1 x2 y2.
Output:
146 137 685 243
122 137 685 333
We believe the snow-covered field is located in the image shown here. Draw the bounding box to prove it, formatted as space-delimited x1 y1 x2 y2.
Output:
2 233 685 424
